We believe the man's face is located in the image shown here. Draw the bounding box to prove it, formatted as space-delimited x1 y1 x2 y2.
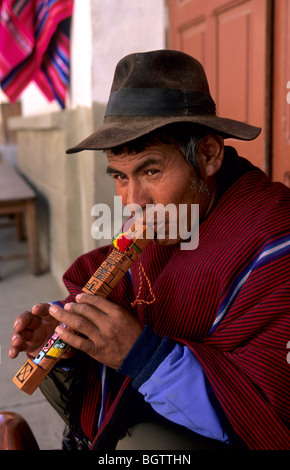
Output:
106 143 210 246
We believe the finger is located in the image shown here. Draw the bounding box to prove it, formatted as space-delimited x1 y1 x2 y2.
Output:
9 331 34 358
11 329 33 347
49 304 97 337
31 302 51 318
9 342 29 358
13 311 41 333
75 293 117 316
65 298 105 323
75 294 134 325
55 324 95 356
9 345 20 359
9 338 39 359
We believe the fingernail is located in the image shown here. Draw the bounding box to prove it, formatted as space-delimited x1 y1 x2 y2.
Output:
49 304 58 314
32 303 41 309
9 349 16 359
13 320 19 329
55 326 63 335
12 334 19 343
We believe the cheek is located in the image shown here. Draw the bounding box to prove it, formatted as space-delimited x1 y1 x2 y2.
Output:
160 174 196 206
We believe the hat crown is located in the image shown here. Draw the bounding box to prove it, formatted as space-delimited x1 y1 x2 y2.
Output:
111 50 211 95
66 49 261 154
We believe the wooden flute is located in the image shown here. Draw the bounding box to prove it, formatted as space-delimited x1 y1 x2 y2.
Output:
12 223 152 395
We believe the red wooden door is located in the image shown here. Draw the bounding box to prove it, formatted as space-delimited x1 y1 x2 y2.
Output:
169 0 269 173
272 0 290 186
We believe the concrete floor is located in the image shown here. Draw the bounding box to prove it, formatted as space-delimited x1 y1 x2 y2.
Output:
0 217 65 449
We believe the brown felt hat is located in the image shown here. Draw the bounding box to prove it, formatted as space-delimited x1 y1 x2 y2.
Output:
66 50 261 154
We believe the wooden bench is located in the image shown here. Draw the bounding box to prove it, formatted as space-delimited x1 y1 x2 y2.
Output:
0 163 39 275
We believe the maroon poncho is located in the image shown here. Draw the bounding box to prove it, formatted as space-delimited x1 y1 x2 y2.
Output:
60 152 290 450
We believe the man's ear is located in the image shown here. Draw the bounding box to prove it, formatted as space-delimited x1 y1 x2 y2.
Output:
197 134 224 177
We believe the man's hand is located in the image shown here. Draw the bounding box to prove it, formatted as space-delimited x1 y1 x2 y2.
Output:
49 293 143 369
9 303 59 359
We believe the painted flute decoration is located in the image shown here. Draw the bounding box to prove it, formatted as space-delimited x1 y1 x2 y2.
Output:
12 222 153 395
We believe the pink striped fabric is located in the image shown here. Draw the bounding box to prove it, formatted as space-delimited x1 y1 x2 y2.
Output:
0 0 73 108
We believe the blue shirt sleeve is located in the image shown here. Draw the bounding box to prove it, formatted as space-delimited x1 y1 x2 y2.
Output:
118 326 231 444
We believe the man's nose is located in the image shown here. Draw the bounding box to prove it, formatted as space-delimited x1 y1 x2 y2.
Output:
125 181 148 209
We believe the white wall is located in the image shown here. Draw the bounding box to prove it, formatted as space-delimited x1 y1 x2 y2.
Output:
91 0 166 104
69 0 93 109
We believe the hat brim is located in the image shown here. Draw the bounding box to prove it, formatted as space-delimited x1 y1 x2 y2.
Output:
66 115 261 154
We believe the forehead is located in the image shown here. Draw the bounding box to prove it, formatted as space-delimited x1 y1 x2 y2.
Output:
106 143 183 169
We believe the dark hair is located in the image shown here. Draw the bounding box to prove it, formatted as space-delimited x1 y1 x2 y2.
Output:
108 123 210 175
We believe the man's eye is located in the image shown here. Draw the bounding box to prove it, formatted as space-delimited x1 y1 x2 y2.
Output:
146 169 159 176
113 174 127 181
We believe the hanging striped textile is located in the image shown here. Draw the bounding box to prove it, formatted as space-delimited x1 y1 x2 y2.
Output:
0 0 73 108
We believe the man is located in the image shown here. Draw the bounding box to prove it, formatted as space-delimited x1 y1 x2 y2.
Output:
9 50 290 450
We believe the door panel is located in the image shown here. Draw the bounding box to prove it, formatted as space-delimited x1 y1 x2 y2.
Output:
272 0 290 185
169 0 268 172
